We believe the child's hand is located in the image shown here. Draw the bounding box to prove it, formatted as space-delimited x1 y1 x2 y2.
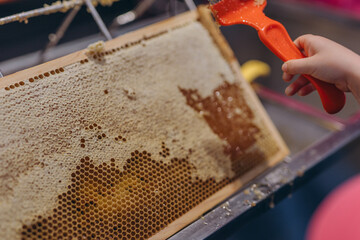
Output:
282 34 360 101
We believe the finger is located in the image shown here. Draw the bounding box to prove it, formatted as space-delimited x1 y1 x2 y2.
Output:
285 75 309 96
298 83 316 96
282 57 317 76
334 82 351 92
294 36 304 49
282 72 294 82
294 34 316 55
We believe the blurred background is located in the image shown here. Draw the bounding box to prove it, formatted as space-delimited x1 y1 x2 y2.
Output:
1 1 359 239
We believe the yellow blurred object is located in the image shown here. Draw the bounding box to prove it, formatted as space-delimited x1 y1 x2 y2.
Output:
241 60 271 83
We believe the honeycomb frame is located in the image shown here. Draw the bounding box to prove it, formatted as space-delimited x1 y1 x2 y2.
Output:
0 6 289 240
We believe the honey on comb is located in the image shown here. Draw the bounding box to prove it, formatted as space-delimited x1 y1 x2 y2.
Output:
20 81 270 240
0 19 287 240
21 149 230 240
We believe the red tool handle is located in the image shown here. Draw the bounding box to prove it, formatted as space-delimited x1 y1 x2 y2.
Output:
257 21 346 114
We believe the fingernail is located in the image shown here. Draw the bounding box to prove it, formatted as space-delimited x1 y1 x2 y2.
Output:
282 63 288 72
285 86 293 96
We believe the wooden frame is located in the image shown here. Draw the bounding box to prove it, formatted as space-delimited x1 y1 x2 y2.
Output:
0 6 289 240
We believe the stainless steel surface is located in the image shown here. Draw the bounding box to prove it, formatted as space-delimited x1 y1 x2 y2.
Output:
111 0 156 26
0 0 83 25
113 11 137 26
84 0 113 40
169 0 179 16
40 6 81 62
254 84 346 131
184 0 197 10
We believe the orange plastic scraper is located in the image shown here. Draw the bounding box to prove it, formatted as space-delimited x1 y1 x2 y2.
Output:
210 0 346 114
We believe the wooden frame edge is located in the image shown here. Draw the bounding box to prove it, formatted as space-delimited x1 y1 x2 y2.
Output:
0 6 289 240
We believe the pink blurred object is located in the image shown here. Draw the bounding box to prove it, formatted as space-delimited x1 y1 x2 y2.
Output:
306 175 360 240
294 0 360 18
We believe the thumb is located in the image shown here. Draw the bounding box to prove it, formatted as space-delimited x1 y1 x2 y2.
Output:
282 57 317 76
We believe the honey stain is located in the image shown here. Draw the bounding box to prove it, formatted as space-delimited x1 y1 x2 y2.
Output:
179 80 266 174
